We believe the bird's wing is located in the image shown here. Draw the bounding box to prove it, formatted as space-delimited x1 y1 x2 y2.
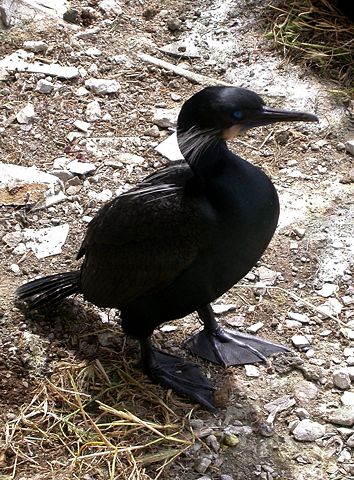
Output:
78 169 207 307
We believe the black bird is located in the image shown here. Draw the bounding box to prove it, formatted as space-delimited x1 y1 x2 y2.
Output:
16 86 318 411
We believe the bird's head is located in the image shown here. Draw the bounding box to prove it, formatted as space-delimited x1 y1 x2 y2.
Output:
177 86 318 162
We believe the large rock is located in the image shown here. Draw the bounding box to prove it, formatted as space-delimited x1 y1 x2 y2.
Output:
1 0 67 28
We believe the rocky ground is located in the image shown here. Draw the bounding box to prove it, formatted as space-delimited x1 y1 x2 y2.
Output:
0 0 353 479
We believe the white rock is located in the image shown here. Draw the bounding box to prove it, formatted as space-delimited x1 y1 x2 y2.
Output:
16 103 35 124
226 316 245 327
285 319 302 328
292 419 325 442
153 107 179 128
256 266 279 285
13 243 27 255
102 112 112 121
67 160 96 175
99 0 122 16
86 100 101 121
288 312 309 323
318 298 342 318
342 295 354 306
1 54 79 79
328 407 354 426
337 449 351 463
155 133 183 161
75 87 90 96
88 63 99 75
244 365 260 377
291 335 311 347
212 303 236 314
117 152 144 165
344 348 354 357
295 408 310 419
23 40 48 52
333 370 351 390
294 381 319 403
344 139 354 156
23 224 69 259
53 156 71 169
316 283 337 298
35 79 54 94
75 27 100 40
341 392 354 406
160 324 177 332
3 231 23 248
85 78 121 95
88 189 113 202
85 47 102 56
247 321 264 333
0 163 64 207
10 263 20 274
74 120 91 133
293 226 306 238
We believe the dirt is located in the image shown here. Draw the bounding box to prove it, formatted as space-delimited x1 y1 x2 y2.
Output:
0 0 353 479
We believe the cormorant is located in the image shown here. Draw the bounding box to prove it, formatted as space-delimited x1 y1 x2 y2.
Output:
16 86 318 411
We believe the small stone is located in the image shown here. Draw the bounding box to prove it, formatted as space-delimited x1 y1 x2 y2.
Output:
336 142 346 151
338 449 351 463
167 17 183 31
67 161 96 175
171 92 182 101
257 266 278 285
318 298 342 318
75 27 100 40
333 370 351 390
290 241 298 250
247 321 264 333
23 40 48 52
344 139 354 156
85 47 102 56
328 407 354 426
3 232 23 248
223 433 239 447
226 315 245 327
344 348 354 357
117 152 145 165
220 476 234 480
291 335 311 348
206 434 220 452
342 295 354 306
50 170 74 183
99 0 123 16
293 226 306 238
292 419 325 442
74 120 91 133
346 357 354 366
341 392 354 406
244 365 260 377
16 103 35 124
288 312 309 323
35 79 54 94
88 189 112 202
285 320 302 328
293 381 318 403
86 100 101 121
153 107 179 128
347 434 354 447
316 283 337 298
10 264 20 274
295 408 310 419
194 457 212 474
144 125 161 138
85 78 121 95
264 395 296 414
76 87 90 96
160 324 177 332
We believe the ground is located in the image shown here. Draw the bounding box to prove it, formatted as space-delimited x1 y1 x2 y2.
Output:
0 0 353 479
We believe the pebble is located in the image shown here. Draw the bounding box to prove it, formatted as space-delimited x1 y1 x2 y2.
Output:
347 434 354 447
35 79 54 94
346 357 354 366
10 263 20 274
344 347 354 357
99 0 123 16
67 160 96 175
194 457 212 474
291 335 311 348
85 78 121 95
292 419 325 441
153 107 179 128
287 312 309 323
88 189 113 202
16 103 35 124
75 27 100 40
285 320 302 328
167 17 183 31
196 477 211 480
226 315 245 327
74 120 91 133
293 380 319 403
171 92 182 101
333 370 351 390
328 407 354 426
256 266 278 285
316 283 337 298
293 226 306 238
341 392 354 406
344 139 354 156
295 408 310 419
3 231 23 248
206 434 220 452
23 40 48 52
85 47 102 56
318 298 342 318
76 87 90 96
244 365 260 377
247 321 264 333
342 295 354 306
264 395 296 414
220 476 234 480
86 100 101 121
145 125 161 138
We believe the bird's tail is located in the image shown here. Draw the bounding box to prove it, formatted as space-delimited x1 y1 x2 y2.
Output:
16 271 81 310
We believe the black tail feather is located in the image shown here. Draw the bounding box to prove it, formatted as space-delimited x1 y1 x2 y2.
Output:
16 271 81 310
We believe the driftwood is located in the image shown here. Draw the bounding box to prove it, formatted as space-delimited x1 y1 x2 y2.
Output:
138 53 232 87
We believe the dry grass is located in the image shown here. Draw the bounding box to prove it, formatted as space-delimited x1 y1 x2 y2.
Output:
266 0 354 89
2 358 195 479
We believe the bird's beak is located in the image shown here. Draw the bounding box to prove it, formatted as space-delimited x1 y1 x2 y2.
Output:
242 106 319 131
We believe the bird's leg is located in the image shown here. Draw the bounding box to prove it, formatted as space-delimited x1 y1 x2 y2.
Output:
139 337 216 411
183 304 289 367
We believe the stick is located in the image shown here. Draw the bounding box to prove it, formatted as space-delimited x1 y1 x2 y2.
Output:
138 53 232 87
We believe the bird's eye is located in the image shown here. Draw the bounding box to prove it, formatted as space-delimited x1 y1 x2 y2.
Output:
232 110 243 120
